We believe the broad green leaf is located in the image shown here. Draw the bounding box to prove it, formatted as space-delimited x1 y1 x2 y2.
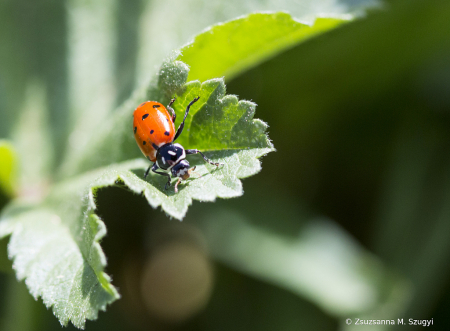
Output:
0 141 17 197
164 79 272 152
179 13 348 82
0 167 123 328
137 0 379 81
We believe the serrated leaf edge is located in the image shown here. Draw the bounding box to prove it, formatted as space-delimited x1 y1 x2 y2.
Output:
0 201 120 329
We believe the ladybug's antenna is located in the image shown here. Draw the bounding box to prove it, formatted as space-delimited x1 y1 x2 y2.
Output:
174 178 182 193
173 96 200 141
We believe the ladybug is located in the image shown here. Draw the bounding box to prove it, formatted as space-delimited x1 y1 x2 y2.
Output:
133 97 222 192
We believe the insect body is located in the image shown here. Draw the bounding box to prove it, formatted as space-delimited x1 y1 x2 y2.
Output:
133 97 221 192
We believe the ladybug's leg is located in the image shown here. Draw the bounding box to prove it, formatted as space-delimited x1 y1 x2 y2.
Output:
150 163 172 190
144 164 152 179
174 177 182 193
167 98 176 123
174 96 200 141
185 149 222 167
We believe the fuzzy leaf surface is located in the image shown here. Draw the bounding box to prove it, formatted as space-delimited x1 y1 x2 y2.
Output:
0 173 121 329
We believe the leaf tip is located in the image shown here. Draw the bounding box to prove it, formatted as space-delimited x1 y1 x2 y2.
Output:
158 60 190 97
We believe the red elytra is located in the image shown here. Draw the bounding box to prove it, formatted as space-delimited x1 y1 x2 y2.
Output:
133 101 175 162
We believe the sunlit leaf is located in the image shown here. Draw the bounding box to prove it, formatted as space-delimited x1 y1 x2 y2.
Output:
0 176 121 329
136 0 379 81
179 13 348 82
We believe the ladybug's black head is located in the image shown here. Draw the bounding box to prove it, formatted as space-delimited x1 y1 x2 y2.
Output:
156 143 186 171
156 142 196 180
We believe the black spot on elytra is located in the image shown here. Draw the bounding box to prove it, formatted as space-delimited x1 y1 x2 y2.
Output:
150 130 154 134
143 141 146 145
134 126 137 134
152 143 159 150
164 131 170 136
142 113 149 120
153 104 161 108
139 102 147 107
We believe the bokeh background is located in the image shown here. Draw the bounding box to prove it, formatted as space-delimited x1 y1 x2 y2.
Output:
1 0 450 330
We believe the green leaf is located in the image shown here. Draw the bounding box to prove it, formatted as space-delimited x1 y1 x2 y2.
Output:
136 0 378 81
0 169 123 328
0 140 17 197
60 58 273 218
179 13 348 82
61 57 274 188
165 79 272 151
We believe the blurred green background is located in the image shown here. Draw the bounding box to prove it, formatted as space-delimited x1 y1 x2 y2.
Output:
1 0 450 330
